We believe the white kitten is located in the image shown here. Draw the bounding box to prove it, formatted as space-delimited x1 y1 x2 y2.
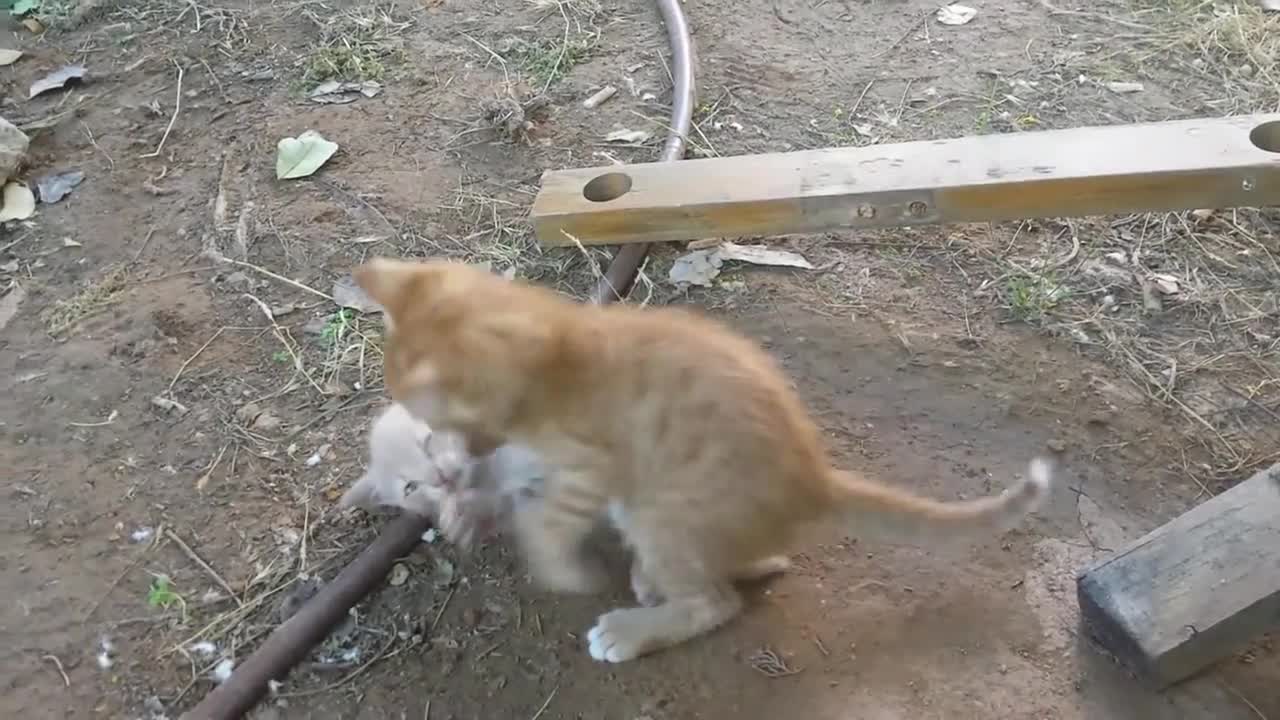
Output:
339 403 547 548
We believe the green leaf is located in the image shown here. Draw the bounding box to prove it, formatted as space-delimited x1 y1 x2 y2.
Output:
275 130 338 180
147 575 180 608
11 0 40 16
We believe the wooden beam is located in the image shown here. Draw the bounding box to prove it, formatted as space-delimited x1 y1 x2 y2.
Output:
532 114 1280 247
1076 462 1280 688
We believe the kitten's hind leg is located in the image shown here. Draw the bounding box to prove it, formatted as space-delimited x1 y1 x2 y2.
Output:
591 532 746 662
735 555 791 580
628 554 790 607
513 470 608 594
587 582 742 663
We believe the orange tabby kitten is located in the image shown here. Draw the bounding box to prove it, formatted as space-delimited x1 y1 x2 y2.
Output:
353 257 1053 664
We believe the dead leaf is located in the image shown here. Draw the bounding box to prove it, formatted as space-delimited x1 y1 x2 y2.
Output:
604 128 652 143
0 282 26 332
332 274 382 313
307 80 382 104
0 50 23 67
669 242 814 287
20 18 43 34
29 65 87 99
35 170 85 203
936 4 977 25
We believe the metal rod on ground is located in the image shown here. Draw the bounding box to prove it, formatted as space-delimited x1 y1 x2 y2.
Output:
178 0 697 716
590 0 696 304
178 513 430 720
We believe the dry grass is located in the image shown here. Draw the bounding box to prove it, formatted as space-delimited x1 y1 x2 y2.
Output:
45 264 130 335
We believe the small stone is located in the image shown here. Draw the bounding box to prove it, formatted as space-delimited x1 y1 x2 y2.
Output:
389 562 410 586
235 402 262 424
251 412 282 432
0 117 30 182
224 271 253 289
1046 437 1067 453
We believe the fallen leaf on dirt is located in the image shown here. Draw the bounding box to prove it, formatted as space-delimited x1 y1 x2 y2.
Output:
669 242 814 287
0 182 36 221
604 128 652 143
35 169 84 203
0 50 23 66
61 237 81 247
29 64 87 99
389 562 410 586
936 3 976 25
1151 274 1180 294
20 18 43 34
1104 81 1144 94
307 79 382 104
151 395 190 414
0 282 26 332
275 130 338 180
332 274 382 313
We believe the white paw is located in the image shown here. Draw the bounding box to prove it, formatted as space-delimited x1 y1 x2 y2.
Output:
586 609 648 663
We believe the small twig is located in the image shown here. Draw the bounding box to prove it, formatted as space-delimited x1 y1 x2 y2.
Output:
130 229 156 265
42 654 70 687
140 61 184 159
165 528 243 606
220 258 334 302
529 685 558 720
80 122 114 170
167 327 226 395
68 410 119 428
430 586 457 631
748 646 802 677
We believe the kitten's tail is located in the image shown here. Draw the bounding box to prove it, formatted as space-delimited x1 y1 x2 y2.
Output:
824 457 1053 541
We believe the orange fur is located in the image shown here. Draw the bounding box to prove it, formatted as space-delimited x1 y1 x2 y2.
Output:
354 257 1052 664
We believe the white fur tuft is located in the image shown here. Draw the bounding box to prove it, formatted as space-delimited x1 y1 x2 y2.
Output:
1019 456 1054 512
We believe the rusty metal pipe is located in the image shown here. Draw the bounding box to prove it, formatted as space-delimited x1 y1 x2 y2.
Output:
180 1 696 716
591 0 696 303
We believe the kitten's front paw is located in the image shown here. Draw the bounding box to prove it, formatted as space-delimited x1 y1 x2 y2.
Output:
586 608 654 663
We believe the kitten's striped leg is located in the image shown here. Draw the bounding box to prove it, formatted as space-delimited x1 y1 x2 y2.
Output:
513 470 608 594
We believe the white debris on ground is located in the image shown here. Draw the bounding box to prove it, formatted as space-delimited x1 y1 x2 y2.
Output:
669 242 814 287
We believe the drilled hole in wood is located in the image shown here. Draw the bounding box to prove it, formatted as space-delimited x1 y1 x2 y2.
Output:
583 172 633 202
1250 121 1280 153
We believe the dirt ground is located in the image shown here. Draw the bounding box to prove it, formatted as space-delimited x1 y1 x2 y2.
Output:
2 0 1278 717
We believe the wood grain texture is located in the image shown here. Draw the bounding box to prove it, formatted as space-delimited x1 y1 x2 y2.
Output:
1077 463 1280 688
532 114 1280 246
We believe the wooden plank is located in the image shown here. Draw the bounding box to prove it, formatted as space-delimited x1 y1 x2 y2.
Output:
532 114 1280 247
1076 463 1280 688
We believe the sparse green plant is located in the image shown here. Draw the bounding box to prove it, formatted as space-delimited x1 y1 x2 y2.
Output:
146 574 187 621
272 350 291 364
510 35 596 87
1005 274 1068 322
321 309 355 346
303 45 385 87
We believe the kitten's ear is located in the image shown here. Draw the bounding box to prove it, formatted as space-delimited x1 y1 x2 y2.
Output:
353 257 422 310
